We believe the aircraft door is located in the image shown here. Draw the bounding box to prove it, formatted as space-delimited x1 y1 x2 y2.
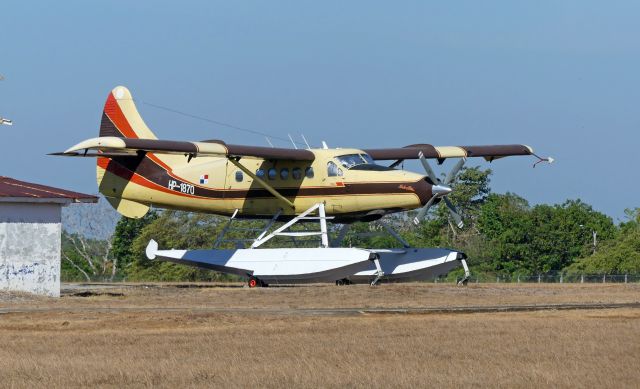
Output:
324 160 352 214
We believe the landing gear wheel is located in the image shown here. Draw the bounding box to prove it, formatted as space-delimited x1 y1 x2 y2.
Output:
248 277 259 288
335 278 351 286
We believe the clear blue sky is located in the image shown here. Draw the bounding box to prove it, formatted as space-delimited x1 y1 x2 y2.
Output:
1 1 638 221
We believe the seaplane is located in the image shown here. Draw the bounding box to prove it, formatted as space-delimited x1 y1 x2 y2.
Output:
52 86 552 287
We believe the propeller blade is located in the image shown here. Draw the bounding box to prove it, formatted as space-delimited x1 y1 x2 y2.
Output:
444 157 466 185
412 195 437 225
418 151 440 184
443 197 464 228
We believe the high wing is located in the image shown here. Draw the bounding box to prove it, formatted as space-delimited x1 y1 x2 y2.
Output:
363 144 534 162
50 136 315 161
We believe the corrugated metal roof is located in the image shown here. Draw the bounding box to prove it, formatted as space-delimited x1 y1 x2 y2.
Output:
0 176 98 203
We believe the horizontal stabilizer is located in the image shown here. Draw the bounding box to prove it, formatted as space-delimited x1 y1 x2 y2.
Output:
52 136 315 161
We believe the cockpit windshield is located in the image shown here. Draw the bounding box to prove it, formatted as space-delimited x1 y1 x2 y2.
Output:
336 154 375 169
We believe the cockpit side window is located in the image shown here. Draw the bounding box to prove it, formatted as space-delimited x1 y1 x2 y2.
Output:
336 153 377 169
327 161 343 177
336 154 364 169
360 153 375 165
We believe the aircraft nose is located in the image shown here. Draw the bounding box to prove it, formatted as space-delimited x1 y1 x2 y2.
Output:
414 178 433 205
414 178 453 206
431 184 452 196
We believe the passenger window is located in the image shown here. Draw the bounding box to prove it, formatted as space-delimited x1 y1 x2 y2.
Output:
292 167 302 180
280 168 289 180
235 171 243 182
268 168 277 180
327 161 343 177
256 168 265 178
305 167 314 178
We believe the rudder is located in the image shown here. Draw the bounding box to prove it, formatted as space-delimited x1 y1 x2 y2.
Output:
99 86 157 139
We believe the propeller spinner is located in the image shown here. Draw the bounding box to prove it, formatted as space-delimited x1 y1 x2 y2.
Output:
412 153 466 228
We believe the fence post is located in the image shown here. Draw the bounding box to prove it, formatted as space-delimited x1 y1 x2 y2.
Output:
517 275 520 283
625 274 628 284
496 276 499 283
581 274 584 283
560 274 563 283
602 274 606 284
537 274 541 283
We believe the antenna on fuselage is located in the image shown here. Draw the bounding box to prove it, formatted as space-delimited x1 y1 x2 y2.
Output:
265 137 274 148
288 134 298 149
0 74 12 126
322 141 329 149
301 134 311 150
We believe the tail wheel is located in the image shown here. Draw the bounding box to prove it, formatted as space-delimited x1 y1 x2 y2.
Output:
248 277 259 288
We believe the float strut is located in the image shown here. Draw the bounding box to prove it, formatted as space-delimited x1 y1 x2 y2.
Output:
370 254 385 286
457 258 471 286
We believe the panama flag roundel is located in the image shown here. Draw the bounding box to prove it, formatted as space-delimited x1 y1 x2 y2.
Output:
199 174 209 184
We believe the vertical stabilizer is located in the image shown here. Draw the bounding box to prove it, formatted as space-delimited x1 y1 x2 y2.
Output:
99 86 157 139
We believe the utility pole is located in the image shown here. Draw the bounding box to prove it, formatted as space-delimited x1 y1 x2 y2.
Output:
579 224 597 255
0 74 12 126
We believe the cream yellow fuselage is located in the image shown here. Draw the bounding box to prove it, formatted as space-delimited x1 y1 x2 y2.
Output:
97 148 431 221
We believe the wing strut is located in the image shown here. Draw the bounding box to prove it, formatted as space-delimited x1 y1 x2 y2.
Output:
228 158 295 210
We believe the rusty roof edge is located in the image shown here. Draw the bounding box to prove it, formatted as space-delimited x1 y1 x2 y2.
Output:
0 177 98 203
0 197 75 204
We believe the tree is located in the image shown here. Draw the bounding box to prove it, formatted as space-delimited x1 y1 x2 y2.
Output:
477 196 616 274
476 192 533 274
61 232 114 281
127 211 235 281
111 211 158 276
566 208 640 274
61 198 122 281
528 200 616 272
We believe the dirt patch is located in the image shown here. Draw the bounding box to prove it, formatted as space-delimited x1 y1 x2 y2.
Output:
68 291 125 298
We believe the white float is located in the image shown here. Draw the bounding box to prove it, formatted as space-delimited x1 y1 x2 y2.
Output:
145 203 470 286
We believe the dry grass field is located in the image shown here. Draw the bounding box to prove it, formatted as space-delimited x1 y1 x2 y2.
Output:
1 283 639 388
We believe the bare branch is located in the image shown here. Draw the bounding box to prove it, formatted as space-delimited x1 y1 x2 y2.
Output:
62 252 91 282
70 234 97 274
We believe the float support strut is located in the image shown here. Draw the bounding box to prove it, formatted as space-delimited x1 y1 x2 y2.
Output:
457 258 471 286
370 254 385 286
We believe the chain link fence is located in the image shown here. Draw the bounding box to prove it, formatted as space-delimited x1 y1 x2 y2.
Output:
447 273 640 284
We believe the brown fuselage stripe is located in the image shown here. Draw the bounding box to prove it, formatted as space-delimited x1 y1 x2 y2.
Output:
102 155 432 203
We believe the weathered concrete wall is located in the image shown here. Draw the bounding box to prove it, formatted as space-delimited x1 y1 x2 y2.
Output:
0 203 62 297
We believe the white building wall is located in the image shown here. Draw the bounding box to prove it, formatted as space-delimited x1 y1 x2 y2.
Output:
0 203 62 297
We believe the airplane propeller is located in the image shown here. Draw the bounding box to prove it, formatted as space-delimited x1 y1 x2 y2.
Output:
413 153 466 228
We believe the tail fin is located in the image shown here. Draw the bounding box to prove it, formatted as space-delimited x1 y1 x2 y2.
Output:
97 86 153 218
100 86 157 139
